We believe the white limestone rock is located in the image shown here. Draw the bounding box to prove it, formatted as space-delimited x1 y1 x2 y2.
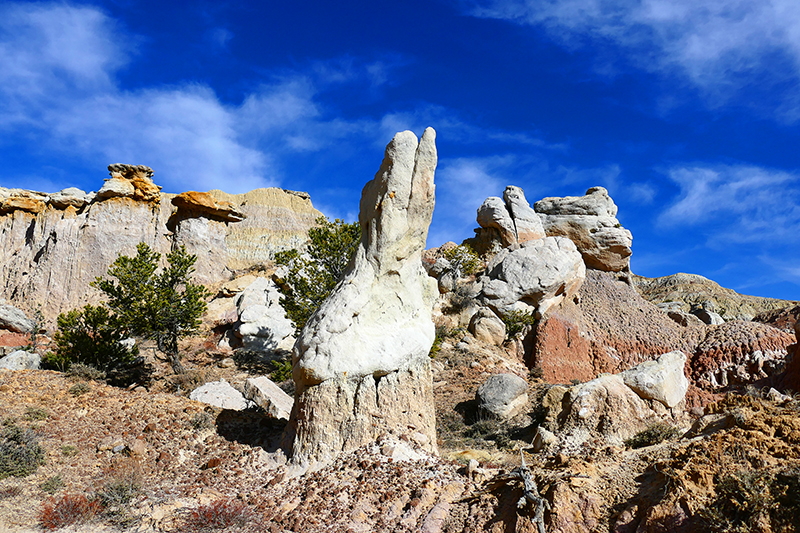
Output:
0 304 34 334
468 308 506 347
189 379 252 411
480 236 585 318
534 187 632 272
502 186 545 244
476 196 517 247
234 277 295 354
620 351 689 408
244 376 294 420
48 187 88 209
285 128 439 465
0 350 41 370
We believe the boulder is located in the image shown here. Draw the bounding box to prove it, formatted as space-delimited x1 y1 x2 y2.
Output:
691 308 724 325
172 191 246 222
189 379 252 411
620 351 689 408
0 349 41 370
468 308 506 346
244 376 294 420
284 128 439 465
502 186 545 244
0 189 47 214
48 187 88 209
544 374 657 448
0 304 34 334
476 373 529 419
476 196 517 247
97 164 162 203
234 277 295 354
534 187 632 272
480 237 585 318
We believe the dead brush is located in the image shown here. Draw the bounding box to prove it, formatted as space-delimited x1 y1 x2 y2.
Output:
39 493 102 530
184 498 258 532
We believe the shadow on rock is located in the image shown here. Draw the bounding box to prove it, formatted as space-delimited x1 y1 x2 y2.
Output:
215 409 286 453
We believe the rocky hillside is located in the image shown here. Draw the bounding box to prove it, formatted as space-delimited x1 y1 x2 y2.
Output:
0 164 321 324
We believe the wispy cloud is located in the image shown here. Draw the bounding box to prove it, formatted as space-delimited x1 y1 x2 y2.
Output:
658 164 800 244
464 0 800 116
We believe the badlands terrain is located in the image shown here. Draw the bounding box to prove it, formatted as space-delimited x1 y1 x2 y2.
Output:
1 129 799 532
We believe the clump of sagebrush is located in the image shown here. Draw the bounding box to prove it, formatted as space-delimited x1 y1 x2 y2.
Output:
39 493 102 530
184 498 256 532
188 412 215 431
66 363 107 382
625 421 679 449
441 244 482 277
40 475 64 495
700 468 800 532
274 217 360 334
502 309 537 340
69 382 91 397
0 424 46 479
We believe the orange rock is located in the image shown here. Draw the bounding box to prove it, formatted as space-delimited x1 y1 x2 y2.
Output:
172 191 246 222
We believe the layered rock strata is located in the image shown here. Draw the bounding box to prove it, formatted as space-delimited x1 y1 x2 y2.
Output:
0 166 322 323
533 186 632 272
284 128 439 465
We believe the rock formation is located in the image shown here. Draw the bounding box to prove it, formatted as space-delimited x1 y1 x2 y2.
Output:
0 165 322 324
533 186 632 272
284 128 439 465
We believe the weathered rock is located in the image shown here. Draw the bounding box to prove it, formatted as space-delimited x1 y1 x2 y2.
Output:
48 187 88 209
0 349 41 370
234 277 294 354
476 196 517 246
666 309 704 327
532 426 558 452
468 308 506 347
502 185 545 244
98 164 162 202
534 187 632 272
691 307 724 325
0 189 47 214
479 236 585 318
476 373 529 419
545 374 657 448
620 351 689 408
0 168 322 324
172 191 246 222
189 379 252 411
0 303 34 333
244 376 294 420
285 128 439 465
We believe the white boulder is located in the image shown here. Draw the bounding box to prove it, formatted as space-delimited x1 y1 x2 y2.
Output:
620 351 689 408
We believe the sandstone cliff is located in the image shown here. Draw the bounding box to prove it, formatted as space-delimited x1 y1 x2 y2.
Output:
0 165 321 323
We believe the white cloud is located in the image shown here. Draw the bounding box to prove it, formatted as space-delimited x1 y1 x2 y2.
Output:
466 0 800 113
658 164 800 244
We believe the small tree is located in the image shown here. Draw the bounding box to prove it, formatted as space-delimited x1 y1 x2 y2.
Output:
93 243 210 373
274 217 360 334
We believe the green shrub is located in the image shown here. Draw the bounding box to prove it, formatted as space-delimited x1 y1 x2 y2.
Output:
441 244 482 277
61 445 78 457
66 363 107 382
502 309 537 340
40 475 64 494
45 305 136 373
624 421 679 449
274 217 360 334
24 406 49 422
269 359 293 383
69 382 91 397
0 425 46 479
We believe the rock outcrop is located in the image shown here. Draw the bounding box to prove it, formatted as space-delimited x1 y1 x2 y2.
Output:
0 349 41 370
533 186 632 272
476 373 529 419
0 165 322 324
233 277 295 355
0 303 34 334
471 185 545 252
620 351 689 408
479 237 586 318
284 128 439 465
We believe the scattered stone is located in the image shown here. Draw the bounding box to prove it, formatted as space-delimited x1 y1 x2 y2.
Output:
0 349 41 370
765 387 791 404
476 373 529 420
285 128 439 465
189 379 253 411
244 376 294 420
620 351 689 408
532 426 558 452
468 308 506 346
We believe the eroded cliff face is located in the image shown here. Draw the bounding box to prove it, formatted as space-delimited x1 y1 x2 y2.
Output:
0 165 322 323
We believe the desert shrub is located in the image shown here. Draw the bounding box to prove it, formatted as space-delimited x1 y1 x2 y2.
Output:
274 217 360 334
625 422 679 449
93 243 210 373
0 485 22 499
39 493 102 530
0 425 46 479
66 363 107 382
184 498 255 532
69 382 91 397
61 445 78 457
188 411 215 431
428 325 451 358
269 358 293 383
24 406 49 421
169 369 206 395
45 304 136 373
441 244 482 277
40 475 64 494
502 309 536 340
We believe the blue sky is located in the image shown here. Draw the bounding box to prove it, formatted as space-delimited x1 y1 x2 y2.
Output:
2 1 800 300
